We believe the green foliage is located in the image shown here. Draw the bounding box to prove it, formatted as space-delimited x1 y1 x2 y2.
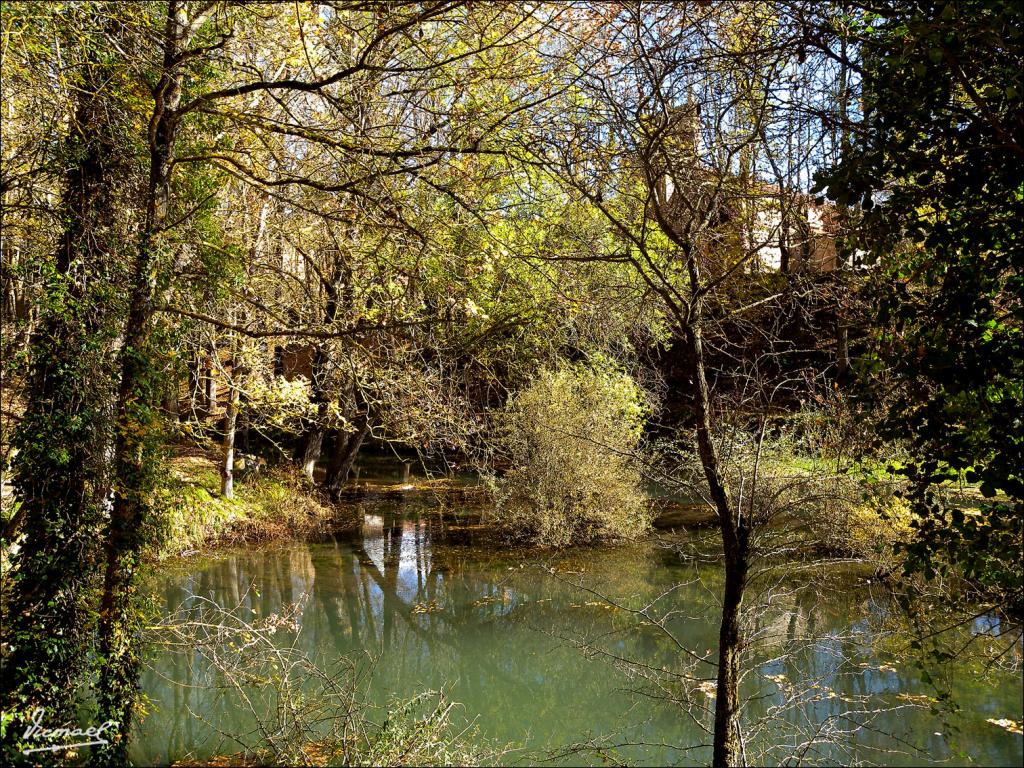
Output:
153 455 333 555
489 359 652 547
817 0 1024 614
0 3 132 730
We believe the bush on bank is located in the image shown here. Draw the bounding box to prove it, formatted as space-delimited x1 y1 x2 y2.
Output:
489 360 652 547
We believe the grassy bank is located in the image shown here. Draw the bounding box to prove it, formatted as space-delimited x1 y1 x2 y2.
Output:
154 448 339 559
153 447 491 560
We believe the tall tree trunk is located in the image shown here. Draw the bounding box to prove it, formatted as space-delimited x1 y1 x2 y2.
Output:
648 139 752 768
296 259 347 481
187 349 203 419
221 366 240 499
299 405 327 482
713 546 748 767
685 307 749 768
837 323 850 377
163 375 180 421
238 394 251 453
96 4 184 760
1 13 121 729
324 403 370 499
203 347 217 418
778 209 791 274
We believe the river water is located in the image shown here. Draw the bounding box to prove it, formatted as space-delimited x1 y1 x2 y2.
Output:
131 491 1023 766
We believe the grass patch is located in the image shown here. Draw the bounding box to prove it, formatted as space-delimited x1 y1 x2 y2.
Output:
154 450 338 559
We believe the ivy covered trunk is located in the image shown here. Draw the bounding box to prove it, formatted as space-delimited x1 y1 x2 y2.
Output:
95 295 162 762
1 12 122 735
95 3 183 760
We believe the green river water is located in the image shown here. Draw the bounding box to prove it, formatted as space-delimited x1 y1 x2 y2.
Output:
131 488 1023 766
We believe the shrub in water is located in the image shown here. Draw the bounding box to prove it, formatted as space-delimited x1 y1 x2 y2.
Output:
490 360 651 546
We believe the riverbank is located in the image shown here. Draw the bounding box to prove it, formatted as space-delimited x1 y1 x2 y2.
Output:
157 445 917 566
156 447 336 558
156 447 492 560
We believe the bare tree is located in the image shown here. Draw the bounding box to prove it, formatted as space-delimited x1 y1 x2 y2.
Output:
531 3 862 764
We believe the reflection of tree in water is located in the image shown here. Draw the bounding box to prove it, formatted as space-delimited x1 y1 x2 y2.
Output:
133 509 1024 767
136 509 559 764
339 509 536 698
136 547 316 764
